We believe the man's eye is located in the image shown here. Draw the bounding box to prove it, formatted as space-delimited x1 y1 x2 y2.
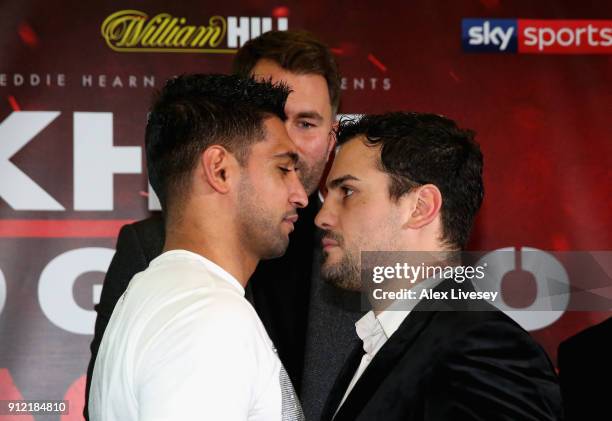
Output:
341 187 354 197
280 166 299 174
298 121 315 129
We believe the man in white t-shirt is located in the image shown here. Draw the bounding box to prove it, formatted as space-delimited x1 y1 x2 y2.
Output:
89 74 308 420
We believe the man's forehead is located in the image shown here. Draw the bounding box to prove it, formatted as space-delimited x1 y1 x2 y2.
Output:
260 117 298 155
250 59 332 118
334 137 378 166
250 59 315 85
250 59 285 80
327 137 380 179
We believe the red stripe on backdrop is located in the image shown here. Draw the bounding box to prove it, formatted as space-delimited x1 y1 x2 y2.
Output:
7 95 21 111
0 219 134 238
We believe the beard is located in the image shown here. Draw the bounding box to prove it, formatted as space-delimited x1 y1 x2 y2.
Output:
236 174 289 260
298 157 327 196
321 231 361 291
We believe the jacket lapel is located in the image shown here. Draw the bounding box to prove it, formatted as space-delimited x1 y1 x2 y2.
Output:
332 279 465 420
332 309 436 421
320 340 364 421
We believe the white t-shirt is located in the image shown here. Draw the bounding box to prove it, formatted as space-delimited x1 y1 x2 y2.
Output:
89 249 303 421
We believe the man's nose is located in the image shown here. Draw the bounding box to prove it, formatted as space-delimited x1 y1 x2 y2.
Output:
315 199 336 230
289 174 308 209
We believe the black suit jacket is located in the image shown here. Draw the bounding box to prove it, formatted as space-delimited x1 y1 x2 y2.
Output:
322 280 563 421
558 316 612 421
85 196 320 418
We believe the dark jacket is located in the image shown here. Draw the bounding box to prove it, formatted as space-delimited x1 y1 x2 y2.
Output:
322 279 564 421
558 316 612 421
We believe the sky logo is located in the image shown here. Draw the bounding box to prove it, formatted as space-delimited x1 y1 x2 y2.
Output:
462 19 518 53
462 18 612 54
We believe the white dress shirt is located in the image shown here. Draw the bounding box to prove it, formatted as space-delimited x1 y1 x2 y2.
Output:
334 277 442 416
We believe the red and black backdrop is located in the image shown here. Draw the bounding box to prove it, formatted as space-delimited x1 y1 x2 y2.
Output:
0 1 610 419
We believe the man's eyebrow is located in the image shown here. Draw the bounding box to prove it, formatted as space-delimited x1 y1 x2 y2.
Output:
294 111 324 122
273 151 299 164
327 174 360 189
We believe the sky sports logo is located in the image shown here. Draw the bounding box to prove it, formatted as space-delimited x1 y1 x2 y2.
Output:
462 19 612 54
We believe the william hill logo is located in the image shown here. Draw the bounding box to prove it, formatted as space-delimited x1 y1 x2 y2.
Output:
101 10 288 53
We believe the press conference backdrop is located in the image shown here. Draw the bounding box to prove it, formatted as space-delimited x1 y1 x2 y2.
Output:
0 1 611 419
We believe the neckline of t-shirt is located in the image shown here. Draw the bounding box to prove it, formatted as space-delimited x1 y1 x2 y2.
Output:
152 249 245 295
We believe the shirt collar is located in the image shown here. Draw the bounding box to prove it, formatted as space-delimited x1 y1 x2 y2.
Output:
374 276 445 339
155 249 245 295
376 309 411 339
355 311 387 356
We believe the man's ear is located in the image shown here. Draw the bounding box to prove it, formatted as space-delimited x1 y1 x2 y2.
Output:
200 146 235 194
404 184 443 229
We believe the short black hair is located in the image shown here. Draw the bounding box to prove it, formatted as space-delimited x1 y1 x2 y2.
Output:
336 112 484 250
232 30 341 113
146 74 290 212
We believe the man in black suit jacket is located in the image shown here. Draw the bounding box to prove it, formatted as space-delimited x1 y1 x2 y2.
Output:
86 31 362 420
558 316 612 420
315 112 563 420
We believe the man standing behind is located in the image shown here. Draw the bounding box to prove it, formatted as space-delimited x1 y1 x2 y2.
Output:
87 30 359 421
316 112 563 420
89 74 307 420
